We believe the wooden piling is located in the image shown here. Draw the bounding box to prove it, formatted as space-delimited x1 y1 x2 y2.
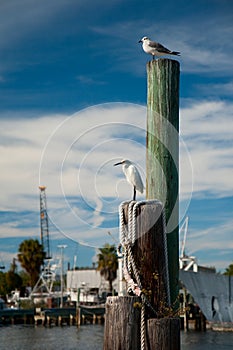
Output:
104 296 141 350
146 58 180 306
122 201 170 313
76 306 81 327
146 318 180 350
104 202 180 349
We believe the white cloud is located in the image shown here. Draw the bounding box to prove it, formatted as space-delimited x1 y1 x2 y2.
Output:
190 222 233 250
0 223 36 239
196 82 233 97
0 101 232 259
0 103 147 247
180 100 233 198
0 113 67 211
0 101 231 206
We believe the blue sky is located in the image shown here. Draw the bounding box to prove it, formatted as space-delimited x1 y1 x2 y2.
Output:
0 0 233 272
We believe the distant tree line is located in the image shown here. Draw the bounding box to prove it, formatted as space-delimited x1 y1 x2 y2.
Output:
0 239 119 300
0 239 45 299
1 237 232 301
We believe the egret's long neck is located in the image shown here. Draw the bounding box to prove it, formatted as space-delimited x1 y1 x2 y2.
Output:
122 163 128 175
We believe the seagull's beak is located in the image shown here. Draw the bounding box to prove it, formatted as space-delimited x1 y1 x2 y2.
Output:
138 40 142 43
114 162 122 166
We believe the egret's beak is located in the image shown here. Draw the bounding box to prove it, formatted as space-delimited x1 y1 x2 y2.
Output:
114 162 122 166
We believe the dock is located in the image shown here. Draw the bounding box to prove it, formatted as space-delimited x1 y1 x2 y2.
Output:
0 308 35 325
76 304 105 326
0 305 105 326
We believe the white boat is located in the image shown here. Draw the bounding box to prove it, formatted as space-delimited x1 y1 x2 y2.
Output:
179 217 233 327
180 269 233 325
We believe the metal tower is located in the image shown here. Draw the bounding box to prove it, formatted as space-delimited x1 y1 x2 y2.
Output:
39 186 51 259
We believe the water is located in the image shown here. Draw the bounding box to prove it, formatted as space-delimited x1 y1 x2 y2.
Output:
0 324 104 350
0 325 233 349
181 331 233 350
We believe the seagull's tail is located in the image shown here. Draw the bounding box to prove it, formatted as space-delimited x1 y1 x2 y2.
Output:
170 51 180 56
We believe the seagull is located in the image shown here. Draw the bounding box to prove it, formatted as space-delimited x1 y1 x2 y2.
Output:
114 159 144 200
139 36 180 59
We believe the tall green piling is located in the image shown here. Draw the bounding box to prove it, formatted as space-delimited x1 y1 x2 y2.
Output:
146 58 180 306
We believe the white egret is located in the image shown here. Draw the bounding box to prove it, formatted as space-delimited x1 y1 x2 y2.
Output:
114 159 144 200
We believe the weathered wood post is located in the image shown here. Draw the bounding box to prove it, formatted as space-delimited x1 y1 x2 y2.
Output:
104 200 180 350
104 296 141 349
146 58 180 306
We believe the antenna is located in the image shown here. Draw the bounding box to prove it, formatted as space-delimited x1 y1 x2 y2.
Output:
39 186 51 260
179 217 198 272
179 216 189 258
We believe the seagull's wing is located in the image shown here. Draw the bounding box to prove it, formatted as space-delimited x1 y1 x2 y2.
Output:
148 39 180 55
148 40 172 54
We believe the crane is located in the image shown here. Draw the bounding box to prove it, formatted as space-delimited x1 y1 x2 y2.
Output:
30 187 68 302
30 186 53 300
39 186 51 260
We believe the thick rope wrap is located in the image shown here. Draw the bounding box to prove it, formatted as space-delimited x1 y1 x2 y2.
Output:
119 200 170 350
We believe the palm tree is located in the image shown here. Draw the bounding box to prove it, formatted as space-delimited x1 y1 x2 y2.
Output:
17 239 45 287
97 243 118 293
5 258 23 294
224 263 233 276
